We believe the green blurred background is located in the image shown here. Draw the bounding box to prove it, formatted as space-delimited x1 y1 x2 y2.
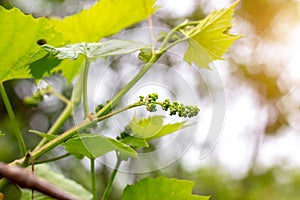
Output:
1 0 300 199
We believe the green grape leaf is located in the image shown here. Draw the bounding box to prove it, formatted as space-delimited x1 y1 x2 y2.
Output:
29 54 62 80
21 164 92 200
46 0 156 83
126 115 192 142
0 6 64 82
63 134 137 159
54 56 85 84
50 0 156 43
42 40 148 60
146 121 192 141
121 136 149 149
183 0 240 69
127 115 164 138
122 176 210 200
184 40 213 70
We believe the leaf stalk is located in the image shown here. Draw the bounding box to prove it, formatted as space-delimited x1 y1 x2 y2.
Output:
0 83 27 156
101 155 122 200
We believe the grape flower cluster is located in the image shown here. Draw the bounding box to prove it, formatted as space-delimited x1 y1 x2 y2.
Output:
139 93 200 118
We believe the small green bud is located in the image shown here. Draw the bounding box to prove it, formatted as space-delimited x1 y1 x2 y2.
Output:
23 88 50 106
169 102 178 115
140 93 199 118
124 126 132 135
139 96 144 102
146 104 157 112
119 127 133 139
177 104 184 117
138 48 152 63
23 96 42 106
162 99 171 111
144 93 159 112
95 104 104 113
157 31 168 42
147 93 158 102
169 33 181 43
120 132 126 138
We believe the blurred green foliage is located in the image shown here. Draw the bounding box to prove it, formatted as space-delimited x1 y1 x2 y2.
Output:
174 166 300 200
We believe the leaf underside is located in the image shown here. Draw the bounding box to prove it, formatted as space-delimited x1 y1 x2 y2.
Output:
42 39 149 60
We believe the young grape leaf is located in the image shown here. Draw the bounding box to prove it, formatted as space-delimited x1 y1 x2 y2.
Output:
127 115 164 138
183 0 240 69
146 121 192 141
21 164 92 200
63 134 137 159
42 40 149 60
0 6 64 83
184 40 213 70
126 115 191 142
120 136 149 149
122 176 210 200
50 0 156 43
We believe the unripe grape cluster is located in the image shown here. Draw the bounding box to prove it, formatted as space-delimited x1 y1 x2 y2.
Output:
139 93 199 118
140 93 159 112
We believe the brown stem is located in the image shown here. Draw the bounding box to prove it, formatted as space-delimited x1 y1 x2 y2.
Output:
0 162 80 200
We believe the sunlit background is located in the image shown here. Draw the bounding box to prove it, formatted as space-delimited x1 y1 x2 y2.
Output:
1 0 300 199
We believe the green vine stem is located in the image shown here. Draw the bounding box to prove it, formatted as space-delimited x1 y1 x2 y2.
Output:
159 20 200 53
159 21 187 50
8 23 184 164
97 101 144 122
11 102 144 167
95 20 199 119
48 86 70 104
91 158 96 200
1 23 196 188
34 153 71 164
82 58 97 200
96 51 162 118
35 101 73 149
0 82 27 156
101 155 122 200
83 58 90 118
30 119 96 163
25 85 72 149
0 101 145 189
